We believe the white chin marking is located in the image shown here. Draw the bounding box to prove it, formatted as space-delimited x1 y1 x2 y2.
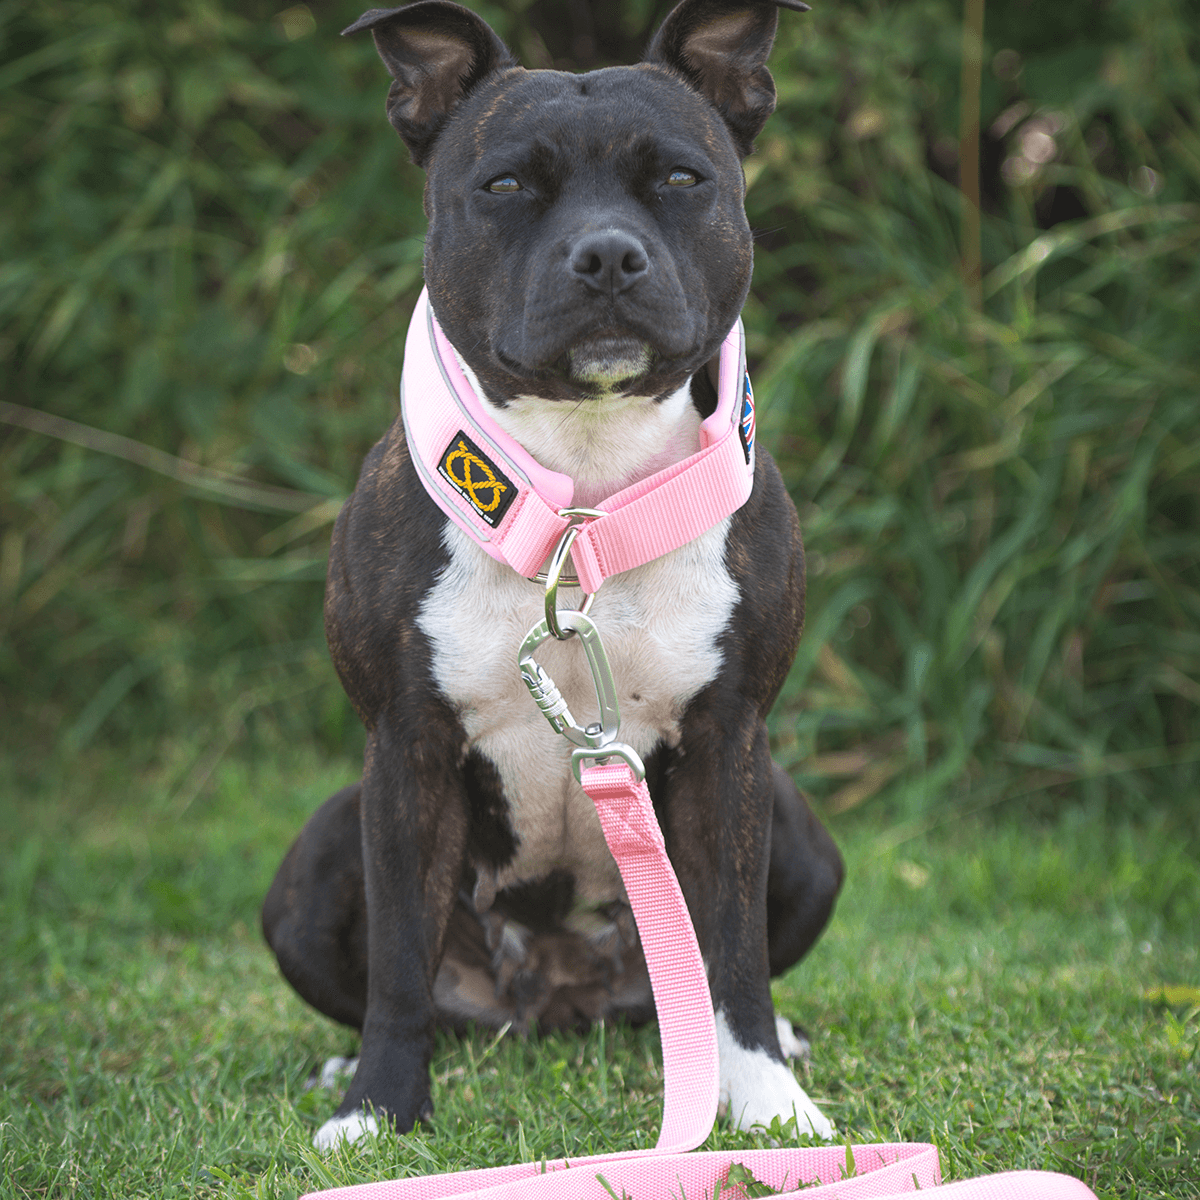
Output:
313 1110 378 1151
568 339 651 387
716 1010 835 1141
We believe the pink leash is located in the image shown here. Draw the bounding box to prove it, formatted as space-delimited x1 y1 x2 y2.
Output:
300 698 1097 1200
300 753 1096 1200
300 303 1099 1200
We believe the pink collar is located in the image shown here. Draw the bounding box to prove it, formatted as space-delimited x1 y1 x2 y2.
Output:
400 288 756 593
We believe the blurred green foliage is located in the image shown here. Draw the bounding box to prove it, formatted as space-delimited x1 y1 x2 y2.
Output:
2 0 1197 823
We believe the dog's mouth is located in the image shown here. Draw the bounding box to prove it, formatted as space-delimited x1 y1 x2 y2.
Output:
489 324 690 403
564 334 653 391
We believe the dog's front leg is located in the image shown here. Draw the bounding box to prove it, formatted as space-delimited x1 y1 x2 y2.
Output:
314 718 468 1149
664 711 835 1141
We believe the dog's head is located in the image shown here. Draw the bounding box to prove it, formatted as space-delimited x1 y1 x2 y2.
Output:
346 0 806 406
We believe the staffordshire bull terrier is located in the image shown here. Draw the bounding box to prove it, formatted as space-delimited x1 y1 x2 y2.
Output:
262 0 844 1150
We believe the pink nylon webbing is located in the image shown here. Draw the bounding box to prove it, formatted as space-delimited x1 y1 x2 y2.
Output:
577 762 718 1152
299 765 1098 1200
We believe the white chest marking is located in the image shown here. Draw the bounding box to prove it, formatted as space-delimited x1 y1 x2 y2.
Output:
417 519 737 905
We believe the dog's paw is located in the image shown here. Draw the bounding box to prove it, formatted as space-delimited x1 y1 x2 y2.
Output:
313 1109 378 1150
720 1065 835 1141
774 1013 811 1061
716 1012 835 1141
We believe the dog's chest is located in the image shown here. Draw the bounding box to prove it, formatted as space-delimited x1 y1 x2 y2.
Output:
418 520 738 904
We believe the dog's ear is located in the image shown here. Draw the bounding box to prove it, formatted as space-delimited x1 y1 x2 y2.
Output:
644 0 808 157
344 2 518 167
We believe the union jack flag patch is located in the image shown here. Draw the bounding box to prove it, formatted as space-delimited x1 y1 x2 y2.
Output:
739 372 756 465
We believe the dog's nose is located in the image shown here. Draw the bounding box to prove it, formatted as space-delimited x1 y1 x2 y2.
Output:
569 229 649 293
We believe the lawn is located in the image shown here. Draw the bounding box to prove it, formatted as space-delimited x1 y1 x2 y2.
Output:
2 741 1196 1199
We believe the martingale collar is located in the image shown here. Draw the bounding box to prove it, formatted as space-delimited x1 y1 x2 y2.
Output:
400 287 756 594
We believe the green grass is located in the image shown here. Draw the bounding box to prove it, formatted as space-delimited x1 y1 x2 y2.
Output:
2 3 1198 1193
2 744 1196 1199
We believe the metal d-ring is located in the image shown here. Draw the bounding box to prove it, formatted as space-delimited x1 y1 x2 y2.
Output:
541 507 605 640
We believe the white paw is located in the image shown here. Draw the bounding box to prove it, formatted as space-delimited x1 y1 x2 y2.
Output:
313 1109 378 1150
716 1010 835 1141
315 1055 359 1090
774 1013 810 1060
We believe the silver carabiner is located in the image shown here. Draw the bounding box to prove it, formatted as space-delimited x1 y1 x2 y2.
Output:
518 610 618 748
517 609 645 782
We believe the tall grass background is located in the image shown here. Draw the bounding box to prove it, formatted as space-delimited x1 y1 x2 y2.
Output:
2 0 1198 832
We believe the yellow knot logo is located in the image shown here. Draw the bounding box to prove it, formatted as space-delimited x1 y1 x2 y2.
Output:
443 439 509 513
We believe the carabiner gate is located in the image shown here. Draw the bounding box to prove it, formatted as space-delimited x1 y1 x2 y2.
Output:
517 609 645 781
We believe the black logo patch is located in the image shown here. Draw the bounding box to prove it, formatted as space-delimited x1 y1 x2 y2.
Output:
437 430 517 528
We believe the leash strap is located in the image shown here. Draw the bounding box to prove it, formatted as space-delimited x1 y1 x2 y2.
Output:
303 1152 1091 1200
400 288 754 595
575 762 718 1153
299 757 1098 1200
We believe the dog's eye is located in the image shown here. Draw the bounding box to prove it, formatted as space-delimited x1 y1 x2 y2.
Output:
665 169 698 187
486 175 522 194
